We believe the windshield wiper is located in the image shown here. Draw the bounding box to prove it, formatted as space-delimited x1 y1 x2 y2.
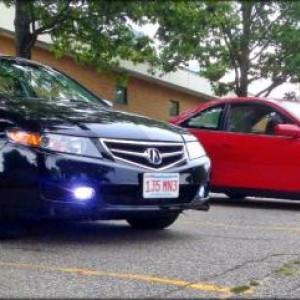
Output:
67 98 105 107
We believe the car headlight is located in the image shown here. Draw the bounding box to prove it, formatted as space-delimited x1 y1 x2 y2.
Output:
185 141 206 160
7 130 102 158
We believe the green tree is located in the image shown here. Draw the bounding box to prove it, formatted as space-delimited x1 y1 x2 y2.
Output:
3 0 157 71
154 0 300 97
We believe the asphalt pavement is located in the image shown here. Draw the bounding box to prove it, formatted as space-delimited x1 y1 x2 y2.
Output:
0 194 300 298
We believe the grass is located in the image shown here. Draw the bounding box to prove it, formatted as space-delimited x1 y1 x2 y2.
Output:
249 280 260 287
230 258 300 295
276 263 296 276
275 258 300 276
230 280 261 294
230 285 251 294
293 259 300 265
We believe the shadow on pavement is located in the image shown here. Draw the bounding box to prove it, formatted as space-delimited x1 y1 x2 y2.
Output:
3 218 195 245
210 193 300 211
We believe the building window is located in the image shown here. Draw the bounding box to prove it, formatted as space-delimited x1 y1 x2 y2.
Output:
114 85 128 105
169 100 180 117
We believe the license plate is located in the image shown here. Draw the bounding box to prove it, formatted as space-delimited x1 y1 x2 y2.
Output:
143 173 180 199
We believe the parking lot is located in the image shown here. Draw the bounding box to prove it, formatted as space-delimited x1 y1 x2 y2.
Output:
0 194 300 298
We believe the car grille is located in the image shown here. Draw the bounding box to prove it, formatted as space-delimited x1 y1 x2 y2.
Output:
100 139 187 170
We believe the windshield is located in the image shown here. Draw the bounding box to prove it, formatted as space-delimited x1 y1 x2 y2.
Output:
0 58 104 105
280 101 300 121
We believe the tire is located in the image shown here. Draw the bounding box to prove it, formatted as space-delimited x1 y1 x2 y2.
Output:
126 212 180 230
226 192 247 200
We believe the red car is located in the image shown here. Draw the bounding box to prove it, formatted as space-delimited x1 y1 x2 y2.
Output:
171 97 300 200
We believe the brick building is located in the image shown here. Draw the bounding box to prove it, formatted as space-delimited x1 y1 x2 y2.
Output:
0 4 215 121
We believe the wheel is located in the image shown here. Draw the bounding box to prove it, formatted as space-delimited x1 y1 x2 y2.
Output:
126 212 180 230
225 192 247 200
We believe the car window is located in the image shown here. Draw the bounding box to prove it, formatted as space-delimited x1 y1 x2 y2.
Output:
0 59 104 105
183 105 224 130
227 103 289 135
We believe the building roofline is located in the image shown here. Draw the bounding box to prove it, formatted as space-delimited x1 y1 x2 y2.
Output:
119 60 216 100
119 65 214 100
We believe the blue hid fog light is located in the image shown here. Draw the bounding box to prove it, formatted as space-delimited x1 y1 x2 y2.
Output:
198 185 206 198
73 187 96 201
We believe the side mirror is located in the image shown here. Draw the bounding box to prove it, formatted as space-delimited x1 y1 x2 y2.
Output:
102 99 113 108
275 124 300 138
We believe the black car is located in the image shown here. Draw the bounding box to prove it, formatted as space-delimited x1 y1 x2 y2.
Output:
0 56 210 231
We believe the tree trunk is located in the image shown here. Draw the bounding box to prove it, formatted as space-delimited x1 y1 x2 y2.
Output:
14 0 35 59
238 2 253 97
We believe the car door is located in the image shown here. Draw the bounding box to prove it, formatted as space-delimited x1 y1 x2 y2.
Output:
180 104 230 187
219 101 300 193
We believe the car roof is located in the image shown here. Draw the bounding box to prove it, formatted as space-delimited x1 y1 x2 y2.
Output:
211 96 300 111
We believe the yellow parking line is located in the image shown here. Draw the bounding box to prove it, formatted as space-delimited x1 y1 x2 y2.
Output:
181 221 300 233
0 261 232 296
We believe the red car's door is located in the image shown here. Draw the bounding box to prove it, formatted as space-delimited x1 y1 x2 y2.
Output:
179 100 300 194
214 102 300 192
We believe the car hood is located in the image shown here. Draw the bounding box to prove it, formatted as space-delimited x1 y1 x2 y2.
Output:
1 98 192 142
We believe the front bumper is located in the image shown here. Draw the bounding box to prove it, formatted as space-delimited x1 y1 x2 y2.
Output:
0 144 210 219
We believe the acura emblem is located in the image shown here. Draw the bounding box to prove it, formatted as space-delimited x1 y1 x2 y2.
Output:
145 148 162 165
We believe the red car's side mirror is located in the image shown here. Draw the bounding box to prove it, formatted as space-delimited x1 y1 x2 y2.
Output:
275 124 300 138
